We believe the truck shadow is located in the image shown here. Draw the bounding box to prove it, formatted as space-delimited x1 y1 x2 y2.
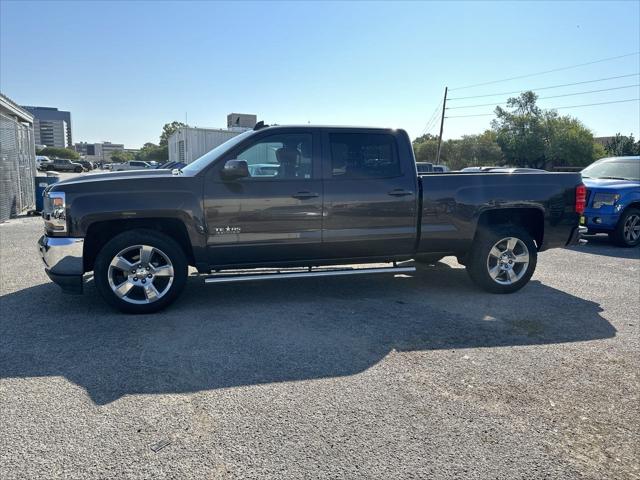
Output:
0 263 615 405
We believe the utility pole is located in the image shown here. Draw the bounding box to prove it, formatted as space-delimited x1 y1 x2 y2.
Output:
435 86 448 165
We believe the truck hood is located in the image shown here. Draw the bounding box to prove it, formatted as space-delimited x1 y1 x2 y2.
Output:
582 177 640 190
54 169 178 187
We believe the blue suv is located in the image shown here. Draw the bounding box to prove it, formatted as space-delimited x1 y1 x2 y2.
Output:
581 156 640 247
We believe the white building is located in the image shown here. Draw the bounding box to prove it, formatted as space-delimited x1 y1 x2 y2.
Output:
168 113 257 164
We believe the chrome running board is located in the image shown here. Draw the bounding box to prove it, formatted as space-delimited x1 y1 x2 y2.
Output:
204 265 415 284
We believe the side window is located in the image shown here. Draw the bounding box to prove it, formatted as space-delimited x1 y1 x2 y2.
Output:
235 133 313 180
330 133 400 178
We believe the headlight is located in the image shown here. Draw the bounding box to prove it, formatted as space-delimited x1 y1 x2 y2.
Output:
592 192 620 209
44 191 67 233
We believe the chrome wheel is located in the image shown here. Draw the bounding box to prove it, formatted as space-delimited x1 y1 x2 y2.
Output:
623 214 640 243
107 245 174 305
486 237 530 285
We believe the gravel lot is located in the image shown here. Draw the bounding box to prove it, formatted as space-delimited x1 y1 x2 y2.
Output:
1 215 639 479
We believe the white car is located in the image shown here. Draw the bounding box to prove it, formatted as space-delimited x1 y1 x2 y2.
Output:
111 160 151 171
36 155 52 170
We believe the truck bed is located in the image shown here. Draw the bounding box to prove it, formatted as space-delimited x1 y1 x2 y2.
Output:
418 172 583 253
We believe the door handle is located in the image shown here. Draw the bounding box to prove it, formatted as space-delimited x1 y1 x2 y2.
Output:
387 189 414 197
292 191 319 199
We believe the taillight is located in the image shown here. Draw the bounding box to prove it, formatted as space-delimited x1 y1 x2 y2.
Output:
575 184 587 214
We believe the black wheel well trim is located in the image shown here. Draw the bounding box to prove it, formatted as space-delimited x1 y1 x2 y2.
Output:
474 206 545 250
83 218 196 271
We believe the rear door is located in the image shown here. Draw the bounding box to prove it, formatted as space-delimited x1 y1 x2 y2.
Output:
203 129 323 266
320 129 419 258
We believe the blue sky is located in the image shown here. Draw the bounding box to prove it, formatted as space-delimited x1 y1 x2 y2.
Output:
1 1 639 148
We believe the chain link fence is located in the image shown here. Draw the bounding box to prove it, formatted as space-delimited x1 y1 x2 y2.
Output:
1 111 37 222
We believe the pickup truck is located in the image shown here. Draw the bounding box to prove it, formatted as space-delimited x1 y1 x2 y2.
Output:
38 124 585 313
581 156 640 247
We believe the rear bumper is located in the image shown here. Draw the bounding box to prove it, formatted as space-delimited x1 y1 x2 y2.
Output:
566 226 588 246
38 235 84 294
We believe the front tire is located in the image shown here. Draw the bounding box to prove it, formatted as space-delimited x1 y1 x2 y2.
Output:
466 226 537 294
94 229 188 313
611 208 640 247
74 166 83 173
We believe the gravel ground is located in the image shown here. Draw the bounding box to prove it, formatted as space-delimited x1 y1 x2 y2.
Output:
1 216 638 480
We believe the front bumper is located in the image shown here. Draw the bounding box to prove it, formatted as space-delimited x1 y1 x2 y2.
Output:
581 209 619 232
38 235 84 294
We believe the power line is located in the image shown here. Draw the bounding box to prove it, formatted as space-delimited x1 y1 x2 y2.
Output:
539 84 639 101
422 108 440 135
448 73 640 100
445 98 640 118
420 104 441 136
447 84 640 110
449 52 640 91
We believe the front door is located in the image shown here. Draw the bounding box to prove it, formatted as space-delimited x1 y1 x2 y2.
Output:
204 130 323 266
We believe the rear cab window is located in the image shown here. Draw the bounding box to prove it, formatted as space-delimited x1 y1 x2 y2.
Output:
329 133 401 179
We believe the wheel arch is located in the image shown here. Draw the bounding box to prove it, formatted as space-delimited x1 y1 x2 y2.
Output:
84 218 195 272
475 207 545 250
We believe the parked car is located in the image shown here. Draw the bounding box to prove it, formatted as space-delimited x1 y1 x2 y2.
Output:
38 124 584 313
416 162 434 174
78 160 94 171
47 158 84 173
111 160 152 171
158 161 187 170
581 156 640 247
432 165 450 173
36 156 52 171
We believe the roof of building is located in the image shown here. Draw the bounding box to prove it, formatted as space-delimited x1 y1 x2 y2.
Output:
0 93 34 123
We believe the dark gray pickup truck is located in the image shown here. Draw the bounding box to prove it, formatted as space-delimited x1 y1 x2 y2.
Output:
39 124 585 313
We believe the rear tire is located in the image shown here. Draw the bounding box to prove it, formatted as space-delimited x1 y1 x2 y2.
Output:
611 208 640 247
94 229 188 313
466 225 537 294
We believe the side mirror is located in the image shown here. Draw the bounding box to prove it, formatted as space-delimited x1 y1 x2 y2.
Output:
221 159 249 180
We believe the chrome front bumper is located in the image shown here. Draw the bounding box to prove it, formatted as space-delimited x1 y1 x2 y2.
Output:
38 235 84 274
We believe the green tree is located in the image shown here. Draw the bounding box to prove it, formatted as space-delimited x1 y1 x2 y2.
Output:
159 121 186 146
604 133 640 156
593 142 607 160
412 134 439 163
492 92 547 169
492 91 600 169
448 130 503 170
413 131 502 170
110 150 134 163
36 147 79 160
136 142 168 162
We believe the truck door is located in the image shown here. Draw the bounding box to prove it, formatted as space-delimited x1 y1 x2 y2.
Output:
321 130 418 258
203 130 323 266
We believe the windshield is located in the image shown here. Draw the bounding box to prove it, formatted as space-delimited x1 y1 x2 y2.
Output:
582 158 640 181
181 130 256 174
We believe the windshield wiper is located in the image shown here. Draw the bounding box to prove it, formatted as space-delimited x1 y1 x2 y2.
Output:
597 176 627 180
